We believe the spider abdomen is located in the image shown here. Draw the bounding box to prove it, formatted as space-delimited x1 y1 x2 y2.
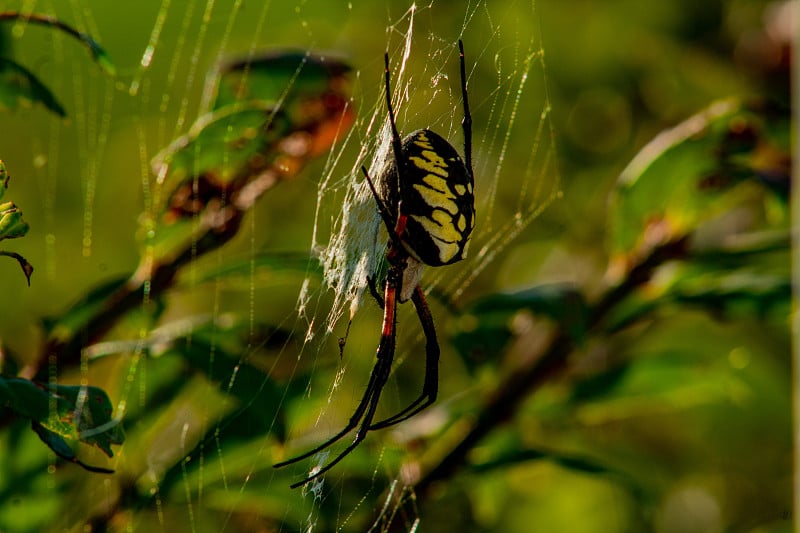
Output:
393 129 475 266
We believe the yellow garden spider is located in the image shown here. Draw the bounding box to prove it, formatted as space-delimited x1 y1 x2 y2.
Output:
274 40 475 488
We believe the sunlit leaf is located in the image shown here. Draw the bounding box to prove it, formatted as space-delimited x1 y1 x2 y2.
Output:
31 423 114 474
42 384 124 457
0 200 29 240
606 229 789 331
208 50 351 111
609 99 790 263
151 51 352 226
152 103 285 196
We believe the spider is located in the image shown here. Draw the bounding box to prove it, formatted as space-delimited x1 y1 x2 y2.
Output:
274 40 474 489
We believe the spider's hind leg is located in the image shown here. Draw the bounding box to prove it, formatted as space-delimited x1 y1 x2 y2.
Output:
370 285 440 430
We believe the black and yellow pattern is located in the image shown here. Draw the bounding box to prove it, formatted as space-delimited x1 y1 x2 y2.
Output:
274 40 473 488
380 129 475 266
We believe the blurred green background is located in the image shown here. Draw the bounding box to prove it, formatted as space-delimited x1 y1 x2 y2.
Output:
0 0 791 532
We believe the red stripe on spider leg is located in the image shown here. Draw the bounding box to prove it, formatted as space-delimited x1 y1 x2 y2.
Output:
380 284 398 337
393 202 408 237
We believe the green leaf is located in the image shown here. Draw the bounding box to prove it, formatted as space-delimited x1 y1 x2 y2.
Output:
207 50 351 111
0 378 50 421
80 34 116 77
472 445 627 479
40 383 124 458
609 99 790 261
154 52 353 210
606 230 789 331
0 200 29 240
0 12 116 115
0 378 123 472
144 53 353 263
152 103 285 193
0 161 32 284
0 12 115 77
0 57 66 116
668 269 788 320
147 104 300 257
31 423 114 474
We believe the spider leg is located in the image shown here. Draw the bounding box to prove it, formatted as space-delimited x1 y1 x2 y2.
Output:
458 39 473 181
370 284 439 430
280 352 391 489
272 356 384 471
362 163 407 310
361 165 397 238
383 51 405 180
274 270 401 488
367 275 385 309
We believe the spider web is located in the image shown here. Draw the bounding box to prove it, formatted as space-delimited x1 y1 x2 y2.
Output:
0 0 560 531
316 5 558 327
305 0 559 477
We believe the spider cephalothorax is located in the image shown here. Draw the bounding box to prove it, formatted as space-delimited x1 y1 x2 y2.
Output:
275 40 474 488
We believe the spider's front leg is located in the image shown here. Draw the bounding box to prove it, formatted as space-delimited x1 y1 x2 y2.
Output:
362 162 408 310
367 275 385 309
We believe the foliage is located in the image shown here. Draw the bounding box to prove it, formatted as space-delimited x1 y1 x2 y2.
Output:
0 160 32 284
1 378 123 472
0 12 114 115
0 2 792 533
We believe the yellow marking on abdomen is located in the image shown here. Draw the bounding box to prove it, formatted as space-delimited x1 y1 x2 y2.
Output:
409 214 461 263
412 211 462 246
410 150 448 176
419 174 455 197
412 134 434 150
412 182 459 215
